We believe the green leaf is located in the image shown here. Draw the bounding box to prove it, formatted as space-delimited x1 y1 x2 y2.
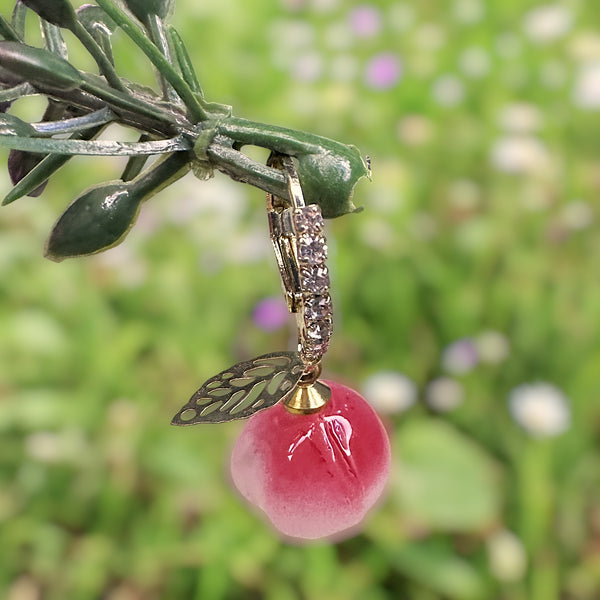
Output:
0 40 83 91
20 0 77 29
0 15 19 42
392 420 502 531
3 124 106 205
0 134 190 156
45 152 190 260
168 26 201 94
40 20 68 59
0 113 37 137
31 106 115 136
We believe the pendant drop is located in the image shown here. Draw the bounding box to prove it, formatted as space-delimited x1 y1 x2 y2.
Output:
231 380 390 540
172 153 391 540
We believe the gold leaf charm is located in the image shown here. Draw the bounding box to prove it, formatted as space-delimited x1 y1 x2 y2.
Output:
171 352 305 425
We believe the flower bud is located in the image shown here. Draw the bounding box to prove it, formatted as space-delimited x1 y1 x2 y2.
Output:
20 0 77 29
45 182 142 261
123 0 174 22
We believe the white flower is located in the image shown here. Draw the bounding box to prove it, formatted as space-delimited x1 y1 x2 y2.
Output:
490 135 550 174
475 330 510 364
572 62 600 109
499 103 542 133
452 0 485 24
425 377 464 412
25 430 87 463
508 382 570 437
291 51 324 82
487 530 528 582
523 4 573 44
431 74 465 107
459 47 491 79
362 371 417 414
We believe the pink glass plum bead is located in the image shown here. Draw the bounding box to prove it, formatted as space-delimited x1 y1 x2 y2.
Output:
230 380 391 540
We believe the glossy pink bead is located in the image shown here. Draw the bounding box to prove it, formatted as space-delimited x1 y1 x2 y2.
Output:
230 380 391 539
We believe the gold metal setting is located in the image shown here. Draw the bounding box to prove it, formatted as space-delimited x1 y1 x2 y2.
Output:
266 153 333 369
283 380 332 415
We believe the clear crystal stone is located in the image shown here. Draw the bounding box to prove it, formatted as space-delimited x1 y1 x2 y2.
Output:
306 320 332 341
305 295 332 321
298 235 327 264
294 205 324 233
301 266 330 294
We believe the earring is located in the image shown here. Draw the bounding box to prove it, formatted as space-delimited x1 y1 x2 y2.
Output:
172 153 391 540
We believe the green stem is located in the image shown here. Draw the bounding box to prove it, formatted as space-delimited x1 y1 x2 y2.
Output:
206 134 287 197
72 20 126 91
95 0 207 122
144 14 179 104
133 150 191 199
121 134 152 181
79 73 176 126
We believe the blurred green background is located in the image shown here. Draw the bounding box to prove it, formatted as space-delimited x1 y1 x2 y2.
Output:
1 0 600 598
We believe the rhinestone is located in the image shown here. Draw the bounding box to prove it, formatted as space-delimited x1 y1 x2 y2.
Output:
301 266 330 294
304 295 332 321
294 205 324 233
305 319 332 341
298 235 327 264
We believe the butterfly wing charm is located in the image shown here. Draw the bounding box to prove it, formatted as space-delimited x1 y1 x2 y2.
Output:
171 351 305 425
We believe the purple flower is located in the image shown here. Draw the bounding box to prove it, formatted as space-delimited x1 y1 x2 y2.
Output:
252 297 290 331
364 53 402 90
349 5 382 38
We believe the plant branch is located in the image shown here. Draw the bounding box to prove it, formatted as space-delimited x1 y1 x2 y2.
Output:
95 0 208 122
71 19 126 91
